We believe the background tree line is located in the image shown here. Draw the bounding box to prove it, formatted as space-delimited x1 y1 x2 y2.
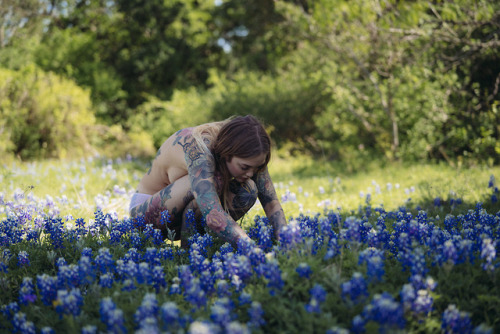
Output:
0 0 499 167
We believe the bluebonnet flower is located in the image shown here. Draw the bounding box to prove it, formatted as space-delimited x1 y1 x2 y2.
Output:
305 284 327 313
248 217 273 251
95 247 115 273
81 247 93 258
238 291 252 305
56 256 67 268
160 210 171 227
187 321 219 334
143 223 155 241
296 263 312 278
219 243 235 256
99 273 114 289
160 301 181 331
152 265 167 292
137 262 153 285
55 288 84 317
412 289 433 315
324 235 341 261
236 237 255 256
17 251 29 267
57 263 81 289
41 326 55 334
159 247 174 261
247 301 265 329
37 274 57 306
326 326 349 334
248 247 266 268
184 277 207 310
0 301 19 321
442 239 458 265
124 247 142 263
278 220 302 250
488 175 495 188
351 315 366 334
360 292 405 333
225 321 250 334
78 255 96 285
491 193 498 204
409 247 428 277
480 238 496 272
130 231 143 249
122 278 137 292
216 280 232 298
44 217 65 249
441 304 472 333
342 216 365 243
152 229 163 246
341 272 369 304
12 312 36 334
358 248 385 283
81 325 97 334
210 297 235 327
19 277 36 305
135 293 159 326
100 297 127 333
259 259 284 296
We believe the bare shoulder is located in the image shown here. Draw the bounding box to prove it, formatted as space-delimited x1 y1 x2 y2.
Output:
136 129 192 194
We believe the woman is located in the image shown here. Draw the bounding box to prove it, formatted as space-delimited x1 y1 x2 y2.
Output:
129 115 287 248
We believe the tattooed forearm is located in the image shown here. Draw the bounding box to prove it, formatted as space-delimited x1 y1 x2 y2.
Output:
178 133 248 246
269 208 287 238
255 168 279 208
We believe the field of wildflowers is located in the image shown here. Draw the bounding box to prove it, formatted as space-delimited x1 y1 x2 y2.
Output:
1 157 499 333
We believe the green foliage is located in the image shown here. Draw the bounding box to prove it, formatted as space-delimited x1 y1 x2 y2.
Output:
0 65 96 160
0 0 499 164
127 89 214 149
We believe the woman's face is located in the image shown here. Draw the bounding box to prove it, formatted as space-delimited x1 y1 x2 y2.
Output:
226 153 267 183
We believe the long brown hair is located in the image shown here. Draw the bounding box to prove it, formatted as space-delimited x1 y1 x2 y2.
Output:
212 115 272 211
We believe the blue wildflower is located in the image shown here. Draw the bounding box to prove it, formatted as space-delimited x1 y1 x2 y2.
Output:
488 175 495 188
260 259 284 296
19 277 37 305
95 247 115 273
160 301 181 331
248 301 265 329
358 248 385 283
135 293 159 326
99 273 114 289
305 284 327 313
78 255 96 285
152 265 167 292
296 263 312 278
37 274 57 306
442 304 473 333
361 292 405 333
81 325 97 334
341 272 369 304
41 327 55 334
17 251 29 267
210 297 235 327
12 312 36 334
55 288 84 317
238 291 252 305
480 238 496 272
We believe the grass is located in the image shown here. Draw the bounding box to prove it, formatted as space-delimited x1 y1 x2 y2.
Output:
1 155 498 224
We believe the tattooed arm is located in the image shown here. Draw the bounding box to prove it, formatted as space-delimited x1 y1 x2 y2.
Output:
176 131 249 247
255 167 287 239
